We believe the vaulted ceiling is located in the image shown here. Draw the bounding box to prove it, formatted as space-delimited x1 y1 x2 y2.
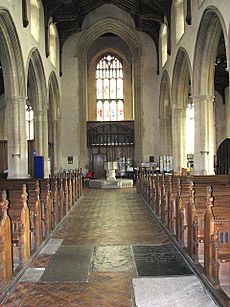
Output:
41 0 173 50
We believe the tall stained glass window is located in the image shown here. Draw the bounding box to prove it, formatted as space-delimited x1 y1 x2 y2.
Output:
96 54 124 121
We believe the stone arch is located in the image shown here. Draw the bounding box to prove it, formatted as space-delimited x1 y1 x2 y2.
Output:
0 9 27 178
159 70 172 155
48 71 61 174
75 18 143 166
193 8 227 174
172 48 192 173
26 48 49 176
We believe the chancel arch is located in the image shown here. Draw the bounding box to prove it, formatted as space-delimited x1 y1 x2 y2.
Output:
26 49 49 177
75 17 143 167
0 9 27 178
48 72 60 175
159 70 172 156
193 8 228 175
172 48 192 174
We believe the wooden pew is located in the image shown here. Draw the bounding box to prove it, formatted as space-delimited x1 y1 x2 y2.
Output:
57 175 64 221
0 179 42 254
39 179 52 237
203 188 230 288
9 185 30 270
50 177 59 227
185 182 230 262
0 190 12 291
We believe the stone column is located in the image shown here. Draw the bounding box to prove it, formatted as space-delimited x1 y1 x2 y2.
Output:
42 109 49 178
193 95 215 175
133 56 143 166
7 96 28 178
34 109 44 156
172 106 182 174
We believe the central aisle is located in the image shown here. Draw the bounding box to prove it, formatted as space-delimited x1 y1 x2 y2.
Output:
3 188 217 306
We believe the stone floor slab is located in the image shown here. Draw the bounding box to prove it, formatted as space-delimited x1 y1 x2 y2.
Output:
132 276 217 307
133 244 193 276
40 245 93 282
19 268 45 282
38 239 63 255
91 246 135 272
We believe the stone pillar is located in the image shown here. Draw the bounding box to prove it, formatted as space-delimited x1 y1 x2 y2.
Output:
42 109 49 178
133 56 143 166
193 95 215 175
34 109 43 156
172 106 182 174
7 96 28 178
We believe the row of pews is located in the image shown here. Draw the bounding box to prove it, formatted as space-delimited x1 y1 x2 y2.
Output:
136 170 230 297
0 169 83 293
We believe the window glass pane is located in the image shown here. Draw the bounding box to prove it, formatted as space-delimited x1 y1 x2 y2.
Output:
117 100 124 121
117 78 123 99
97 101 103 121
96 54 124 122
110 78 116 99
111 100 116 121
104 101 110 121
97 79 102 99
103 79 109 99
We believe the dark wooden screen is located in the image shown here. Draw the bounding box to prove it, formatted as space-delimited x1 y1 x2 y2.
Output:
0 140 7 172
216 138 230 174
87 121 134 174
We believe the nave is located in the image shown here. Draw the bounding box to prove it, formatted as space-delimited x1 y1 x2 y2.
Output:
1 187 217 306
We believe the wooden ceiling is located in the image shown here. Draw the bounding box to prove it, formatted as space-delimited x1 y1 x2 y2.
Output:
41 0 173 49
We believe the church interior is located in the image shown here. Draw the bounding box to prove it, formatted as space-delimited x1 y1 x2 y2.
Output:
1 0 230 306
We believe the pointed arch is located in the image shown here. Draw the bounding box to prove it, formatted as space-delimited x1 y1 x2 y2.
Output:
0 9 27 178
75 18 143 166
172 48 192 173
159 70 172 155
48 71 61 174
26 48 48 176
26 48 47 111
193 8 227 175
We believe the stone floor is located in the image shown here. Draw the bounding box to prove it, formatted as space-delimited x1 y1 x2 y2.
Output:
1 188 218 306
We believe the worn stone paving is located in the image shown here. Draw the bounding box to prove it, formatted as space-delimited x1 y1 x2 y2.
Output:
2 187 172 307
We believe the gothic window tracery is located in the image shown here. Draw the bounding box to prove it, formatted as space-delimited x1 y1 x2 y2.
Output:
96 54 124 121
